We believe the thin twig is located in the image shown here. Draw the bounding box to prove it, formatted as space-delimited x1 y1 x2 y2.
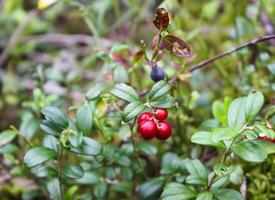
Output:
0 9 39 67
189 34 275 72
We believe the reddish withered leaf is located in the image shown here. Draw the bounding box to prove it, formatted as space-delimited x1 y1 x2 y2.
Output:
153 8 170 30
163 34 192 58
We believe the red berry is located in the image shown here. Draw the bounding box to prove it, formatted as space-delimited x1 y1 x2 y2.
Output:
259 136 275 143
154 108 168 121
137 112 153 124
156 121 172 140
137 120 158 140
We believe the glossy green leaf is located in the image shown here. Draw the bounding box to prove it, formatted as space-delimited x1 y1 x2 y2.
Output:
245 91 264 122
161 182 196 200
40 120 62 136
0 130 17 147
232 141 267 162
139 177 164 200
47 178 61 200
110 83 139 102
148 81 171 101
42 106 68 129
63 163 84 179
253 140 275 154
185 159 208 179
227 97 246 130
86 84 107 100
70 137 101 156
43 135 59 153
185 174 207 185
212 128 239 142
149 95 175 108
19 114 39 140
212 100 226 125
191 131 217 146
76 171 100 185
123 101 145 122
65 186 78 200
213 189 244 200
24 146 57 168
94 181 107 198
196 191 213 200
68 132 83 147
76 105 93 135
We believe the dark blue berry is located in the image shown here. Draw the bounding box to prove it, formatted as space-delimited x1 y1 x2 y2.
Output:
150 66 165 82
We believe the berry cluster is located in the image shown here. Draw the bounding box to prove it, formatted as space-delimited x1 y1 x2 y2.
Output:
137 108 172 140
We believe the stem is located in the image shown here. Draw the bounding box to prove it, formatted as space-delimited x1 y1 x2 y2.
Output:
207 136 239 190
151 31 163 61
57 147 65 200
189 34 275 72
129 118 140 163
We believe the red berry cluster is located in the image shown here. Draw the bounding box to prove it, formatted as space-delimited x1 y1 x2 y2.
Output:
137 108 172 140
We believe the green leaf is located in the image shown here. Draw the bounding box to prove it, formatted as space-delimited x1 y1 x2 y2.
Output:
47 178 61 200
232 141 267 162
137 142 158 154
149 95 175 108
212 128 239 142
253 140 275 154
63 163 84 179
213 189 244 200
42 106 68 129
76 171 100 185
43 135 59 153
19 114 39 140
185 159 208 179
191 131 218 147
86 84 107 100
76 105 93 135
23 146 57 168
185 174 207 185
70 137 101 156
68 132 83 147
161 182 196 200
65 186 78 200
94 181 107 198
123 101 145 122
229 165 243 185
227 97 246 130
139 177 164 200
110 181 133 192
245 91 264 122
196 191 213 200
110 83 139 102
113 65 129 83
115 155 131 167
0 130 17 147
40 120 62 136
148 81 171 101
212 100 227 125
255 124 275 139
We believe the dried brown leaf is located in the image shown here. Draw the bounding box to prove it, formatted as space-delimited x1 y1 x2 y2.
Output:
153 8 170 30
163 34 192 58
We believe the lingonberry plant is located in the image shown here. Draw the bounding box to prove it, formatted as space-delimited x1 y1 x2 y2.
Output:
0 4 274 200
